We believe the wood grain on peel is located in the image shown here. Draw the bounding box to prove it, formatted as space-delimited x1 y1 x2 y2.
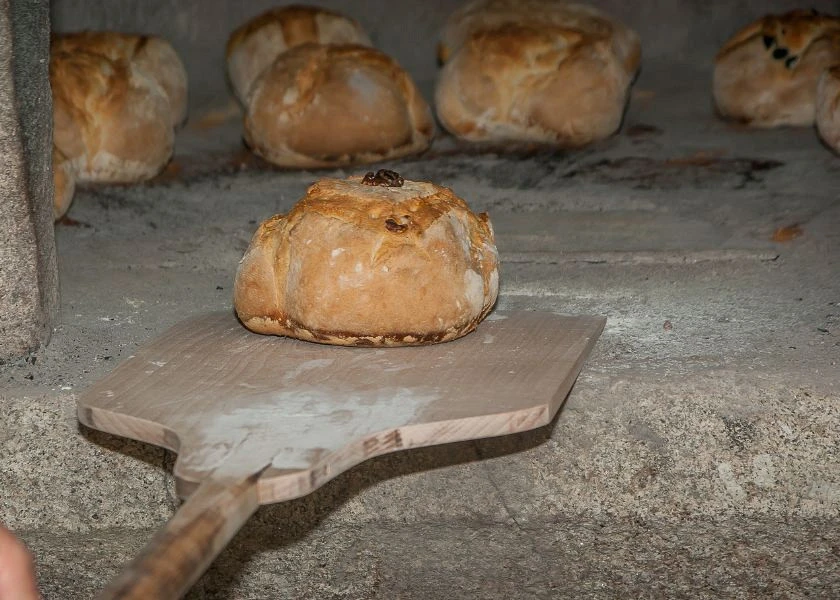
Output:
96 472 264 600
79 310 604 598
78 310 605 503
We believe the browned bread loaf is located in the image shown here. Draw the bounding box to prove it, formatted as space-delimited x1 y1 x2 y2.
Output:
817 65 840 151
243 43 434 168
435 0 641 146
714 10 840 127
52 31 188 128
234 170 499 346
226 5 372 104
49 31 187 218
50 48 175 183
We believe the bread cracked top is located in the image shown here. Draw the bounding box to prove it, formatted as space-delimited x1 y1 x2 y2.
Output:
234 175 499 346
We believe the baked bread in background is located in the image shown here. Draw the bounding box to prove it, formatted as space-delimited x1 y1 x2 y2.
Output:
49 31 187 218
435 0 641 146
51 48 175 183
243 43 434 168
713 10 840 127
234 170 499 346
52 147 75 221
817 65 840 152
226 5 372 104
52 31 188 128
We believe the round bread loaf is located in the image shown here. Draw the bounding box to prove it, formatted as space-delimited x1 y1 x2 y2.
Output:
226 5 372 104
817 65 840 152
52 31 188 128
243 44 434 168
51 48 174 183
49 31 187 218
713 10 840 127
435 0 641 146
234 171 499 346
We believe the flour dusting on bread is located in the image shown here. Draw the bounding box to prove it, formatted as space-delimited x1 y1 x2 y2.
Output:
234 172 499 346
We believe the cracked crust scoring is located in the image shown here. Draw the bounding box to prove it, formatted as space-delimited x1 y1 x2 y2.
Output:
243 43 434 168
435 0 641 146
226 5 372 104
713 10 840 127
52 31 188 128
50 48 174 186
50 30 187 211
234 176 499 346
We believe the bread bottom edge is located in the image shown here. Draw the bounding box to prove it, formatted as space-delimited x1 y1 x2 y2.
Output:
238 314 486 347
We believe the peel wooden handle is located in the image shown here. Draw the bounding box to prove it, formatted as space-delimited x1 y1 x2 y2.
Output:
97 472 262 600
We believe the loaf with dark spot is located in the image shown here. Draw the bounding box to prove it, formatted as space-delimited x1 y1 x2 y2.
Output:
714 10 840 127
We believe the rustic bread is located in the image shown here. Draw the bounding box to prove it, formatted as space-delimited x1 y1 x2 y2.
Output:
52 147 76 220
52 31 188 128
50 48 174 184
49 31 187 218
234 170 499 346
243 43 434 168
226 5 372 104
714 10 840 127
817 65 840 151
435 0 641 146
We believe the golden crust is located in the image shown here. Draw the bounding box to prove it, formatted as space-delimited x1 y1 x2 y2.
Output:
435 1 640 145
439 0 640 74
52 31 188 127
233 176 499 346
48 30 186 219
715 10 840 62
225 5 371 103
817 65 840 152
226 5 367 56
713 10 840 127
50 49 174 183
244 44 434 168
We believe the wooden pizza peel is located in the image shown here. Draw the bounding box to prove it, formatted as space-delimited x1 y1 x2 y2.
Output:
77 309 605 599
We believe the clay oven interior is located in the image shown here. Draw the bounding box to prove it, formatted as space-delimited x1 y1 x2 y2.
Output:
1 0 838 597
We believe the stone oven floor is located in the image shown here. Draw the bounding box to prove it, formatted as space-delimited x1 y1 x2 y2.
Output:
2 63 839 598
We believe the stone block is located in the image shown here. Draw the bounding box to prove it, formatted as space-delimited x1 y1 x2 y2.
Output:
0 0 58 359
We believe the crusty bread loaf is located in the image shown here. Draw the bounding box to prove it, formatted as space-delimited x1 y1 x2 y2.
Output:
226 5 372 104
817 65 840 152
435 0 641 146
714 10 840 127
52 147 76 221
49 31 187 218
234 171 499 346
52 31 188 128
243 43 434 168
50 48 174 184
